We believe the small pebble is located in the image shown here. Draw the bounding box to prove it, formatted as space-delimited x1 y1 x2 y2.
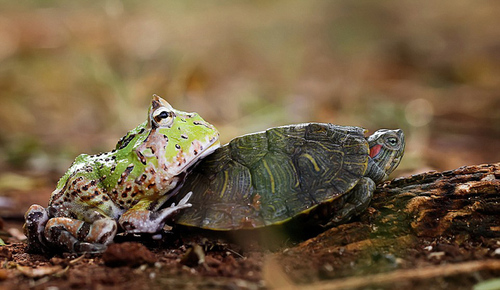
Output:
180 244 205 267
428 251 445 259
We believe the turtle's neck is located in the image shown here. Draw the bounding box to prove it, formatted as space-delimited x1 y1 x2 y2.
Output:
365 157 387 184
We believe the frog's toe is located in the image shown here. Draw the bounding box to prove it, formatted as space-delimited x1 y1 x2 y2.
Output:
89 218 118 245
23 204 49 253
177 191 192 206
74 242 107 254
167 192 192 211
120 200 191 234
155 201 192 226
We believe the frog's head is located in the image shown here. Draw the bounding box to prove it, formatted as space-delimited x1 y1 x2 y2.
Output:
111 95 219 196
142 95 220 177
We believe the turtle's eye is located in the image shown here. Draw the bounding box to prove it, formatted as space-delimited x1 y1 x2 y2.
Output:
152 109 175 127
386 137 398 147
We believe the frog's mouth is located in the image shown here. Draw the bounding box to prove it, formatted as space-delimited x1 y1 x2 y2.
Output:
160 171 189 206
159 136 220 206
196 138 221 160
178 137 221 173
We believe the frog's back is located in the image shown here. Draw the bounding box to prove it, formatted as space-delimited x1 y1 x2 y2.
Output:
49 153 124 220
175 123 369 230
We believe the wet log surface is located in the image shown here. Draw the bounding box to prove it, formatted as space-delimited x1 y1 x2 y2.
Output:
1 163 500 289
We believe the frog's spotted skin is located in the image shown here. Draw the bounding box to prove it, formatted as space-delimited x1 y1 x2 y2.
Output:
24 95 220 253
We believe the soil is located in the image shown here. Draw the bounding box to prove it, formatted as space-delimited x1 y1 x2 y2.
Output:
1 164 500 289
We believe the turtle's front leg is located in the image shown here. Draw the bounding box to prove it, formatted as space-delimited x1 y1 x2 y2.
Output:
119 192 192 234
324 177 375 227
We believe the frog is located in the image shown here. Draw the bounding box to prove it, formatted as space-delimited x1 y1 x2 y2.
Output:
23 95 220 253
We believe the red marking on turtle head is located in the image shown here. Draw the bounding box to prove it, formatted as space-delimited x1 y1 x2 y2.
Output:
369 144 382 158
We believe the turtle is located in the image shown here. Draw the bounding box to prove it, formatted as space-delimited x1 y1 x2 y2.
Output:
172 123 405 230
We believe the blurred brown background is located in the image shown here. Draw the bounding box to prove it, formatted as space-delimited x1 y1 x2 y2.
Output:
1 0 500 183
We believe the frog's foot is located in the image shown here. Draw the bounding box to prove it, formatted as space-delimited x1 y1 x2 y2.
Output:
24 204 49 253
44 217 117 253
120 192 193 234
323 177 375 227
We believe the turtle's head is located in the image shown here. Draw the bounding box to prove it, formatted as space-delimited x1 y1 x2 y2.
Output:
367 129 405 181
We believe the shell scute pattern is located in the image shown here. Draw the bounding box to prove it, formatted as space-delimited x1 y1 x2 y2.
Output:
229 133 268 168
175 123 374 230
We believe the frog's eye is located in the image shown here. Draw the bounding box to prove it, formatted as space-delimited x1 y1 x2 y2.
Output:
152 108 175 127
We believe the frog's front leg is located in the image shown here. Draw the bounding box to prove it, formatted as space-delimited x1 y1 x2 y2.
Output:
119 192 192 234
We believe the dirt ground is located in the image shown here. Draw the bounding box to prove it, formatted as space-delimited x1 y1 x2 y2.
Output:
1 166 500 290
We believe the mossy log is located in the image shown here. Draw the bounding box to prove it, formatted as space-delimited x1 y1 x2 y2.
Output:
271 163 500 289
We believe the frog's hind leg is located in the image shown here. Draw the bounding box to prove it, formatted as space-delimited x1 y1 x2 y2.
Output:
44 216 117 253
24 204 50 253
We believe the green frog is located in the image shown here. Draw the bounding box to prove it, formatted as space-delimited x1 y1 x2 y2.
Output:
24 95 220 253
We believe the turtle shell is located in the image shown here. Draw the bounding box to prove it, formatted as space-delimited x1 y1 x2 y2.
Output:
174 123 370 230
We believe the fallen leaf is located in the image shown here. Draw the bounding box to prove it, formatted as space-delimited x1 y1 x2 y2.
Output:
474 278 500 290
7 228 26 241
17 265 63 278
